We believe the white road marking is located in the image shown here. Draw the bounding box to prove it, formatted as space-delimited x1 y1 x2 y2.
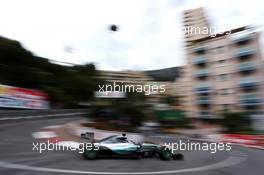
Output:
32 131 57 139
0 154 246 174
43 125 63 129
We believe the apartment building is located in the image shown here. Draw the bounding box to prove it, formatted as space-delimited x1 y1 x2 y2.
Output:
182 7 210 46
183 8 264 119
172 66 192 114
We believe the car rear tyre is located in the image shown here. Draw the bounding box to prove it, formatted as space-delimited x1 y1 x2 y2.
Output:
159 147 172 160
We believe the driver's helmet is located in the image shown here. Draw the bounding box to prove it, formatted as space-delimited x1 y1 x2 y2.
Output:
119 136 128 143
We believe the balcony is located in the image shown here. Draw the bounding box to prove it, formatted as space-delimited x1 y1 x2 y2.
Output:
198 112 214 119
192 45 207 53
233 34 255 44
196 97 211 105
240 95 262 106
238 62 257 72
238 77 259 89
194 69 209 78
235 48 256 58
193 56 207 65
195 84 211 94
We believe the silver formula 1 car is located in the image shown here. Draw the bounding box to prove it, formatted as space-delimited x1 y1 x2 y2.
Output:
81 133 183 160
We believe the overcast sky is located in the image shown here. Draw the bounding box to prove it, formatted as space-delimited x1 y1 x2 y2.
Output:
1 0 264 70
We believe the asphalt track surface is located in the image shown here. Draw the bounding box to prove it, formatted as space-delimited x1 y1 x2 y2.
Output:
0 116 263 175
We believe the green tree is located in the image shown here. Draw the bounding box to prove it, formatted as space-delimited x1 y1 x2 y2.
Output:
221 112 252 133
0 36 101 108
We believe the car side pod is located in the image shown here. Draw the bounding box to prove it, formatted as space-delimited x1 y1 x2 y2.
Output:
172 153 184 160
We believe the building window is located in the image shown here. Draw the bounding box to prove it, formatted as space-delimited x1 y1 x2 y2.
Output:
216 59 227 67
214 46 226 53
220 89 229 95
223 104 229 111
218 74 229 81
218 59 226 64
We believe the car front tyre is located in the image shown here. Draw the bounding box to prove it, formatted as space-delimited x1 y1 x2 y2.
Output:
172 153 184 160
83 144 98 160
